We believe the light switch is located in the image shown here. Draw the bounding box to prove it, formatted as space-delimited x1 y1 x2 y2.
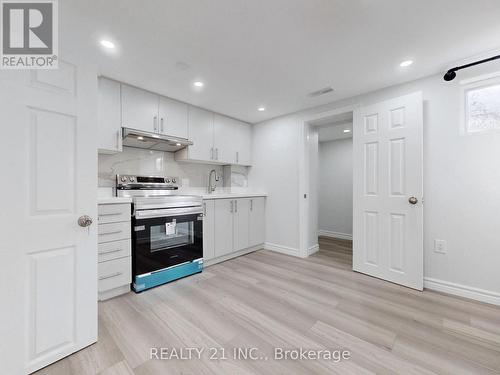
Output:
434 239 447 254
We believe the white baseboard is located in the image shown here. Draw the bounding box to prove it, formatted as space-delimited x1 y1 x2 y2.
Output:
424 277 500 306
264 242 300 257
308 244 319 256
205 245 263 267
318 230 353 240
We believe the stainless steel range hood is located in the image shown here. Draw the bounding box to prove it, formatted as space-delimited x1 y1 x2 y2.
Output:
122 128 193 152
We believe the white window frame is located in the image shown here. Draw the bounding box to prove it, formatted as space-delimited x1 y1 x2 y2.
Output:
461 72 500 135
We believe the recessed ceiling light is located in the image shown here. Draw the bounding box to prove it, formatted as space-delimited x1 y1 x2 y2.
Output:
257 106 266 112
400 60 414 67
100 40 115 49
176 143 181 146
137 136 144 140
193 81 204 87
343 129 351 133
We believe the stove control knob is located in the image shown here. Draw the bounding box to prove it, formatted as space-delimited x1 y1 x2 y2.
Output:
129 176 135 182
165 178 171 183
120 176 127 182
172 178 177 183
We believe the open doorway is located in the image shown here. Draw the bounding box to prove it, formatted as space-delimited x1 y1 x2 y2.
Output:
302 93 423 290
307 110 354 268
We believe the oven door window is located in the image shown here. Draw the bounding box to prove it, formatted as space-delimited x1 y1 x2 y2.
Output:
150 220 194 252
132 213 203 276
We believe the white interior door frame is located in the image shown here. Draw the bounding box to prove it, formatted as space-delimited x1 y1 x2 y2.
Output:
298 104 359 258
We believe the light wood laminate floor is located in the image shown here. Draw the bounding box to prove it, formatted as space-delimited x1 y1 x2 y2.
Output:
36 240 500 375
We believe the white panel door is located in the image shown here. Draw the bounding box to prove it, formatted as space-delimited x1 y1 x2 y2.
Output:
121 84 159 133
249 198 266 247
234 199 250 251
187 106 215 161
159 96 188 139
214 199 234 257
0 57 98 374
353 92 423 290
98 77 122 153
203 200 216 260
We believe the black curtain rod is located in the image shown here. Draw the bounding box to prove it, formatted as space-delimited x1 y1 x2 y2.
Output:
443 54 500 81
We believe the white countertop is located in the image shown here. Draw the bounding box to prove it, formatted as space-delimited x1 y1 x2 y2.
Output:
98 197 133 204
201 192 267 200
97 186 266 203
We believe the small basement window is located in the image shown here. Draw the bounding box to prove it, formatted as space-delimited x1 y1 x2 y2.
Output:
464 78 500 133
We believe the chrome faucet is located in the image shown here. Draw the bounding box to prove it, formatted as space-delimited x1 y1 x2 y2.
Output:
208 169 220 193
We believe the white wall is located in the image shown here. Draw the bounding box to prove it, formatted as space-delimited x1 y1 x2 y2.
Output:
318 138 353 237
249 116 301 253
250 60 500 298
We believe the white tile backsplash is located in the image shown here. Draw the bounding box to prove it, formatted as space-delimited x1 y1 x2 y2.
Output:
98 147 226 188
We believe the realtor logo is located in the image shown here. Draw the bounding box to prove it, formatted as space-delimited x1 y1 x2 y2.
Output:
1 0 58 69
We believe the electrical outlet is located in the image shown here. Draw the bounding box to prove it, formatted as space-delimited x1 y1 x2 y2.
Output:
434 239 447 254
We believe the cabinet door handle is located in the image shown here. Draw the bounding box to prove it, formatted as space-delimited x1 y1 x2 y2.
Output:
99 271 123 281
216 148 219 160
153 116 158 132
250 199 253 211
235 200 238 213
210 147 214 160
160 117 164 133
116 129 121 150
203 202 206 216
236 151 239 163
230 200 233 213
99 230 122 236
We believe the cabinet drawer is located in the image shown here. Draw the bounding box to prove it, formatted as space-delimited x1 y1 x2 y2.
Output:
98 257 131 292
98 222 131 243
98 203 131 224
98 239 131 263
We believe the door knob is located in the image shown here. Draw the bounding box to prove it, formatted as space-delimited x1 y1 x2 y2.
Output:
78 215 93 227
408 196 418 205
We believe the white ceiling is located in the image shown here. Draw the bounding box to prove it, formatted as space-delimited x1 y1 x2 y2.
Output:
61 0 500 123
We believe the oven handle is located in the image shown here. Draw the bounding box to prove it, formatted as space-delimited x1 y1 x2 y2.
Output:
134 206 203 220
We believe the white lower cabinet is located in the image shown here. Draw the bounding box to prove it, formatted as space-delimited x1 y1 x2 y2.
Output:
234 199 250 251
97 203 132 301
214 199 235 258
204 197 265 264
203 200 215 260
249 197 266 246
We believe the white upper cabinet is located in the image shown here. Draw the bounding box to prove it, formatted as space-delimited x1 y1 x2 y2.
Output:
121 84 159 133
98 80 251 164
176 111 252 166
213 114 252 166
186 106 215 161
98 77 122 154
213 114 236 164
158 96 188 139
233 120 252 166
